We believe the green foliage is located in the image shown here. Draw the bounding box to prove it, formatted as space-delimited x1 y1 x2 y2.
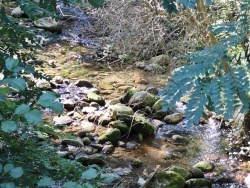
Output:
160 0 250 127
88 0 104 8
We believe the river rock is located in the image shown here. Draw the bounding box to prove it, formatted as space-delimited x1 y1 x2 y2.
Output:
154 171 185 188
144 63 164 73
153 110 168 119
120 89 137 104
63 99 75 111
185 178 212 188
98 114 112 125
172 135 189 144
82 137 91 145
126 141 138 150
129 91 158 108
109 98 120 105
100 173 121 184
36 79 51 90
82 106 97 114
34 17 62 33
109 121 129 135
149 54 169 65
113 167 132 176
98 128 121 144
193 161 215 172
146 86 158 95
131 158 143 168
52 75 63 84
90 102 99 108
108 104 134 119
11 6 25 18
164 113 183 124
191 168 204 178
87 93 105 106
102 144 114 154
151 119 164 130
135 61 146 69
152 99 164 112
81 121 96 132
169 166 192 180
75 79 93 87
53 115 72 125
75 153 105 165
61 139 83 147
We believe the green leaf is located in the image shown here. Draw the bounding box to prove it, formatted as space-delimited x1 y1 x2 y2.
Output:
14 104 30 115
5 57 19 72
63 182 83 188
1 121 18 132
4 78 26 91
24 109 42 124
37 177 54 187
38 92 57 107
10 167 24 178
83 183 93 188
82 168 98 180
0 163 2 172
0 182 16 188
50 102 64 114
4 163 14 173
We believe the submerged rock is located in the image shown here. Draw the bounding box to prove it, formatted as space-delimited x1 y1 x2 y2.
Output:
185 178 212 188
98 128 121 144
193 161 215 172
164 113 183 124
154 171 185 188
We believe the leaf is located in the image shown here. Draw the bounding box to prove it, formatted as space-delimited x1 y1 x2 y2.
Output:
4 78 26 91
83 183 93 188
24 109 42 124
82 168 98 180
50 102 64 114
5 57 19 72
37 92 57 107
10 167 24 178
37 177 54 187
0 163 2 172
62 182 83 188
4 163 14 173
14 104 30 115
0 182 16 188
88 0 104 8
1 121 18 132
162 0 177 13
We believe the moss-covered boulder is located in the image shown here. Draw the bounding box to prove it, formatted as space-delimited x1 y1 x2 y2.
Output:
152 99 164 112
164 113 183 124
87 92 105 106
190 168 204 178
98 128 121 144
109 121 129 135
193 161 215 172
185 178 212 188
154 171 185 188
34 17 62 33
120 88 137 104
108 104 134 119
129 91 158 108
169 166 192 180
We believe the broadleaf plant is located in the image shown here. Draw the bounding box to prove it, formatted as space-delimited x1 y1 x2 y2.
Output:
160 0 250 127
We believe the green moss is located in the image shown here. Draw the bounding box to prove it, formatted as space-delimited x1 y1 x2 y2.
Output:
154 171 185 188
169 166 192 180
98 128 121 144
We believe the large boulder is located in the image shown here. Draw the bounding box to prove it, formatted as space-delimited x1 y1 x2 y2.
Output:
87 93 105 106
168 166 191 180
193 161 215 172
164 113 183 124
185 178 212 188
129 91 158 109
34 17 62 33
154 171 185 188
98 128 121 144
108 104 134 119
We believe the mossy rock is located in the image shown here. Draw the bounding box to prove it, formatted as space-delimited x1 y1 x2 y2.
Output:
129 91 158 108
152 99 164 112
108 104 134 119
87 92 105 106
108 121 129 135
164 113 183 124
185 178 212 188
190 168 204 178
193 161 215 172
34 17 62 33
98 128 121 144
154 171 185 188
120 89 137 104
169 166 192 180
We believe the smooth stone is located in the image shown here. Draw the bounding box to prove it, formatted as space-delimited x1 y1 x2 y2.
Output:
151 119 164 130
11 6 25 18
126 142 138 150
164 113 183 124
191 168 204 178
82 137 91 145
74 79 93 87
117 141 126 147
98 114 112 125
153 110 168 119
193 161 215 172
52 76 63 84
61 139 83 147
81 121 96 132
108 104 134 119
75 153 105 165
185 178 212 188
146 86 158 95
53 115 72 125
149 54 170 65
102 144 114 154
90 102 99 108
109 98 121 105
113 167 132 176
87 93 105 106
109 121 129 135
34 17 62 33
82 106 97 114
90 143 104 151
129 91 158 108
172 135 189 144
78 129 90 137
152 99 164 112
36 79 51 90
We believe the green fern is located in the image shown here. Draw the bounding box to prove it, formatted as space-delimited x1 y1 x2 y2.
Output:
160 0 250 127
